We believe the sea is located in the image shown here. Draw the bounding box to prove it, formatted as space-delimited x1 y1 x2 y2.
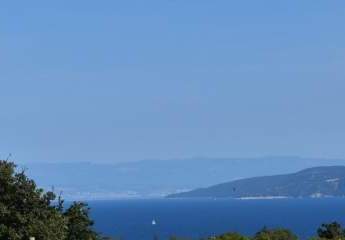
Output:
88 198 345 240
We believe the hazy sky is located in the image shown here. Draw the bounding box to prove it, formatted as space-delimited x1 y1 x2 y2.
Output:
1 1 345 163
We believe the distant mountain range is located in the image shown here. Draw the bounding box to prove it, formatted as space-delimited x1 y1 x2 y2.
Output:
167 166 345 199
21 157 345 200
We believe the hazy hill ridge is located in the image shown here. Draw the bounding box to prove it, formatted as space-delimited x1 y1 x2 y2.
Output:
22 157 345 199
167 166 345 198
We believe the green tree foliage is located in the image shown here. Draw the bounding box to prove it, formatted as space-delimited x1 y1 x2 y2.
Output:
317 222 345 239
0 160 105 240
64 202 100 240
253 227 298 240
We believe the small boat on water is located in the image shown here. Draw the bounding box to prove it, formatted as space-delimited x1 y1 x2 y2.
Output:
152 219 157 225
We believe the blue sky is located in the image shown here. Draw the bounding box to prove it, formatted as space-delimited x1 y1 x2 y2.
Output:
1 1 345 163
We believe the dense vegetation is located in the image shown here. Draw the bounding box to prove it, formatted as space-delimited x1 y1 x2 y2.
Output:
0 160 107 240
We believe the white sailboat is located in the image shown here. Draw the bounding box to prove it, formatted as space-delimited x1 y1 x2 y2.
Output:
152 219 157 225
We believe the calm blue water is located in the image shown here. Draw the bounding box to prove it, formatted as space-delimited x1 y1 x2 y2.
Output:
88 198 345 240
